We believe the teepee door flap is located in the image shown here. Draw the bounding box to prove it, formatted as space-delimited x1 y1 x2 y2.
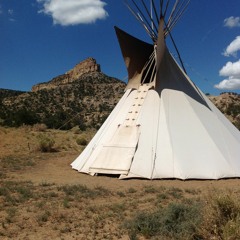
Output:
89 126 140 174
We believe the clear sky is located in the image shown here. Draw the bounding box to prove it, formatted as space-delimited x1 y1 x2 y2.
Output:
0 0 240 95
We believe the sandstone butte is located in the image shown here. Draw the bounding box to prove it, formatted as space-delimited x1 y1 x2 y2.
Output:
31 57 101 92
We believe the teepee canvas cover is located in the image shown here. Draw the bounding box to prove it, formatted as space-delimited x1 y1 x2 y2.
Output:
71 0 240 179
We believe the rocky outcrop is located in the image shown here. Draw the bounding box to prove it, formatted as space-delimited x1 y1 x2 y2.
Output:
32 58 101 92
209 92 240 129
67 57 100 80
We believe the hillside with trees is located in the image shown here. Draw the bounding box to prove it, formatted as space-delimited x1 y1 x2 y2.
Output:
0 72 125 130
0 58 239 130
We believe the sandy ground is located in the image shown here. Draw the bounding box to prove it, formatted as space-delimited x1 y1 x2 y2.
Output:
1 126 240 192
10 151 240 193
1 127 240 240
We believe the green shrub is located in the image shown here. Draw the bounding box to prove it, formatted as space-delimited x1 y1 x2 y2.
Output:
37 210 51 223
5 207 17 223
16 186 33 201
144 186 157 193
76 137 88 146
128 188 137 194
0 181 34 206
116 191 126 197
198 192 240 240
124 202 202 240
160 202 202 238
214 194 239 223
63 198 70 208
0 155 35 171
222 216 240 240
208 193 240 238
167 187 183 199
37 134 55 152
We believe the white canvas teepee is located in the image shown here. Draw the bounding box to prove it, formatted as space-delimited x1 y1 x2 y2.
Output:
71 0 240 180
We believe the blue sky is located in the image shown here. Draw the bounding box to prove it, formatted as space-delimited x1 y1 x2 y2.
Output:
0 0 240 95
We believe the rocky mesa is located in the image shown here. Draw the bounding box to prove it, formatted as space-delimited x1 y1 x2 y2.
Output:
0 57 125 130
31 58 101 92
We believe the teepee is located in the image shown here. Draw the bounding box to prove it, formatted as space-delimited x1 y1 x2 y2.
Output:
71 0 240 180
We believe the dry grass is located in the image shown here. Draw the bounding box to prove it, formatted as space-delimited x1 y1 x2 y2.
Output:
0 126 240 239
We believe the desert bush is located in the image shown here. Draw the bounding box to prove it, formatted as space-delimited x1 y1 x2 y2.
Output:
32 123 47 132
0 181 34 206
222 217 240 239
16 186 33 201
128 188 137 194
37 134 55 152
63 198 70 208
167 187 183 199
200 192 240 239
0 171 6 179
76 137 88 146
144 186 157 193
39 181 54 187
58 184 110 199
124 202 202 240
37 210 51 223
214 194 239 222
109 202 126 215
71 126 81 134
117 191 126 197
5 207 17 223
0 155 35 171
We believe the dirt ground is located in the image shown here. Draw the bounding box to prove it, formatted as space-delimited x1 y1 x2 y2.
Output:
11 151 240 193
2 126 238 192
0 126 240 239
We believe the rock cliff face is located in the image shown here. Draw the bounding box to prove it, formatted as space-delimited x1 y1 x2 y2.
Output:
32 58 101 92
209 92 240 129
